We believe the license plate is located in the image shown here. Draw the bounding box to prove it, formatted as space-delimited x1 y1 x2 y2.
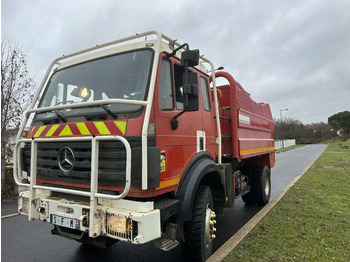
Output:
50 214 79 230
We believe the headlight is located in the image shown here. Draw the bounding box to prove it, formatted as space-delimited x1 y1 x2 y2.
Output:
106 213 135 241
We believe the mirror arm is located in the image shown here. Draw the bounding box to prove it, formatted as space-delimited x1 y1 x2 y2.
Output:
166 43 189 58
171 109 187 130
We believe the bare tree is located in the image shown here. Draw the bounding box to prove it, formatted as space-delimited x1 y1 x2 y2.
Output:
1 38 35 181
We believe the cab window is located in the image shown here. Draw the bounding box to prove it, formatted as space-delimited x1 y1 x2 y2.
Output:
200 76 211 111
159 59 174 110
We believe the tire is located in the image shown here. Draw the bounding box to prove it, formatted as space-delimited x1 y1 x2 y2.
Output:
251 165 271 206
182 185 216 262
241 190 255 205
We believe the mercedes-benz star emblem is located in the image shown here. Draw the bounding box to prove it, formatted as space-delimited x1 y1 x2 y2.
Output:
57 147 75 172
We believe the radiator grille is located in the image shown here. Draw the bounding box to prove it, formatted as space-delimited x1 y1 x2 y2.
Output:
22 136 155 188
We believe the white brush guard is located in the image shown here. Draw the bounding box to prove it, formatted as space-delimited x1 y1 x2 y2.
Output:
14 136 161 243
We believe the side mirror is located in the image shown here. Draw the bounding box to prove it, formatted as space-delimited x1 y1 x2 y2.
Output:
183 72 199 111
171 48 200 130
181 49 200 67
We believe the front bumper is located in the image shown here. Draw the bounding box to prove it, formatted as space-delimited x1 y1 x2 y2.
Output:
18 190 161 244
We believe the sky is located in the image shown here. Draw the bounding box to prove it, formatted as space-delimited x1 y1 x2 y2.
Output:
2 0 349 124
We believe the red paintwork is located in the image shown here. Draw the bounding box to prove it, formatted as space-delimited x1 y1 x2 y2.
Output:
36 178 158 198
154 54 218 195
210 72 275 168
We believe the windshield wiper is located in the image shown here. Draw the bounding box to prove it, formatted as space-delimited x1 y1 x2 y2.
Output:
101 105 117 119
55 110 67 122
41 110 66 125
84 106 117 121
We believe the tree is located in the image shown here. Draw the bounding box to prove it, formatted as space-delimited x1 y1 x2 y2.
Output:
274 117 307 143
328 111 350 135
274 117 336 144
1 39 35 181
308 122 335 141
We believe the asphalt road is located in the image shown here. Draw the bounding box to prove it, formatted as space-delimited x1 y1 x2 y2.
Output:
1 144 327 262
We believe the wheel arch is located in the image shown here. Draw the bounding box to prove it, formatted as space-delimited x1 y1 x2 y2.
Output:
176 153 225 222
250 152 275 169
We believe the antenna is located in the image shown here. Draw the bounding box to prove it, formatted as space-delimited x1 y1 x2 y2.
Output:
90 19 97 46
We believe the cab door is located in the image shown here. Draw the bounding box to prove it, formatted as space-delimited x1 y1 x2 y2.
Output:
155 55 203 190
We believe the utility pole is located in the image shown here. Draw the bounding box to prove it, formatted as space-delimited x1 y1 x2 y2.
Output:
280 108 288 148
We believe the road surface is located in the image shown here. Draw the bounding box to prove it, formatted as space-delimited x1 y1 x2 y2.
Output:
1 144 327 262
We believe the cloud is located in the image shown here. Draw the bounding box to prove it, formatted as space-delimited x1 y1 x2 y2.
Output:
2 0 349 124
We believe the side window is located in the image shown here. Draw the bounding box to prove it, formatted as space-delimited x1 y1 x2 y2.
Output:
174 64 184 110
200 77 211 111
159 59 174 110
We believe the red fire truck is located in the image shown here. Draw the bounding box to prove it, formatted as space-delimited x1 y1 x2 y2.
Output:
14 31 275 261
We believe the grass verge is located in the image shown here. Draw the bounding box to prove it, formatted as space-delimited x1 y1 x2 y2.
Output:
276 144 303 153
224 139 350 262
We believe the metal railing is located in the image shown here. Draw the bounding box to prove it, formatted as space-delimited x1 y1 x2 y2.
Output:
275 139 296 150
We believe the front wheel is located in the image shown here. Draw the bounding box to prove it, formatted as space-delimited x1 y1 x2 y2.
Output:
182 185 216 262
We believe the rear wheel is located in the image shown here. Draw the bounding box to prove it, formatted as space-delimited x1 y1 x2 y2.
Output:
182 185 216 262
251 165 271 206
241 190 255 204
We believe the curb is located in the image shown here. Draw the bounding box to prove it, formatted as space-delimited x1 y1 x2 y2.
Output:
207 145 327 262
1 213 20 219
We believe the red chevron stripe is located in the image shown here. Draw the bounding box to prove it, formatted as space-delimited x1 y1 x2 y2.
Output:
52 123 66 136
39 125 51 137
29 126 39 138
85 122 99 135
104 121 123 135
68 123 81 136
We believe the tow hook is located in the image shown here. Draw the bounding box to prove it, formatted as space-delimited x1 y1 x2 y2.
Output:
37 207 46 214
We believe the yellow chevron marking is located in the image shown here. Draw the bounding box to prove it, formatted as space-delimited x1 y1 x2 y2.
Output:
59 125 73 136
45 124 60 137
33 126 46 137
76 123 90 135
240 146 275 155
115 121 126 135
94 122 111 135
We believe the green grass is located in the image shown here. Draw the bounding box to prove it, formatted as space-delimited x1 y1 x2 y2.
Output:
276 144 303 153
224 139 350 262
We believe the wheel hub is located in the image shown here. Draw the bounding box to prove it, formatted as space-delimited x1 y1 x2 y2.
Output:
205 205 216 247
264 173 270 195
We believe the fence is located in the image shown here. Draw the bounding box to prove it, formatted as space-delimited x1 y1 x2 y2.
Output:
275 139 296 150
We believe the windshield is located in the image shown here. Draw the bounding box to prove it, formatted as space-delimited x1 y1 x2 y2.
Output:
35 49 153 121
